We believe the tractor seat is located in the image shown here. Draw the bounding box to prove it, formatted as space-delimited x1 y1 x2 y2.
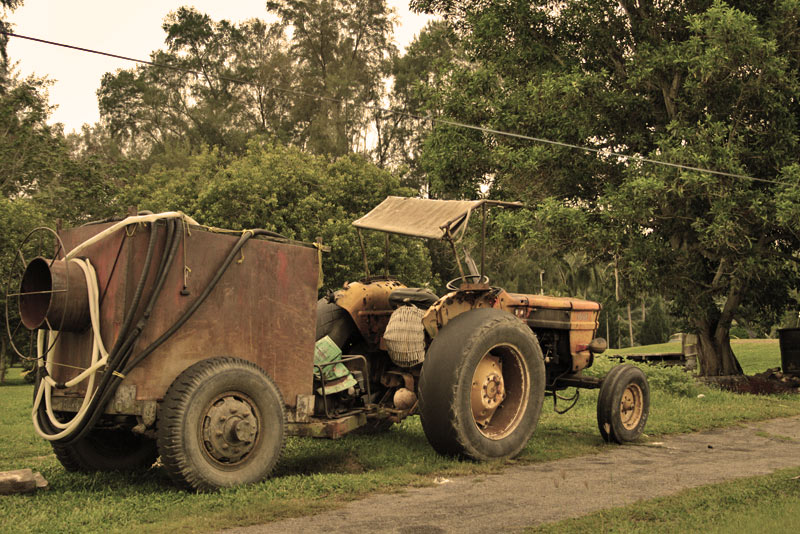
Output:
388 288 439 310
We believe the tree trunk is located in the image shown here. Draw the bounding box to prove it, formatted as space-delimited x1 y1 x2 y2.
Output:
0 336 7 385
696 321 743 376
627 302 635 347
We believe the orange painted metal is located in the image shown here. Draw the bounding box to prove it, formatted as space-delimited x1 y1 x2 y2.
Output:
333 279 406 347
422 287 601 373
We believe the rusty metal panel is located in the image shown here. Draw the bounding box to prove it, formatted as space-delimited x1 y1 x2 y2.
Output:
50 222 318 410
352 196 482 240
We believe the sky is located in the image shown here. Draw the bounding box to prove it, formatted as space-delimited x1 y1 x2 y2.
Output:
5 1 433 133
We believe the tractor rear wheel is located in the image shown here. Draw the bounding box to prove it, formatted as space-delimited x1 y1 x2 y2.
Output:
597 364 650 443
418 308 545 460
157 357 286 491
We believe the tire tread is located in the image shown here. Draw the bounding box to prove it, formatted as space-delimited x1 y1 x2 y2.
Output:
157 357 286 491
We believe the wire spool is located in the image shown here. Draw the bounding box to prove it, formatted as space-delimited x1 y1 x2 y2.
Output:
383 306 426 367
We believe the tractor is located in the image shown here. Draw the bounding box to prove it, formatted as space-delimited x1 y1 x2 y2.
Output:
7 197 648 491
316 196 649 460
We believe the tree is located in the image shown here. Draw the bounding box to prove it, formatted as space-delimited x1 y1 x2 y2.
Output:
412 1 800 375
266 0 397 156
0 0 23 88
124 137 437 290
98 8 297 157
378 21 464 183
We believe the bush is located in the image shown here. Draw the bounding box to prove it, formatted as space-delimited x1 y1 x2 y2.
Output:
589 356 700 397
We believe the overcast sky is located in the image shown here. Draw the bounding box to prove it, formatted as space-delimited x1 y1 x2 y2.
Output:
5 1 433 133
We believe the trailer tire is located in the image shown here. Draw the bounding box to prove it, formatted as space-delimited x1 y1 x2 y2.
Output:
316 298 356 348
157 357 286 491
597 364 649 443
418 308 545 460
52 429 158 472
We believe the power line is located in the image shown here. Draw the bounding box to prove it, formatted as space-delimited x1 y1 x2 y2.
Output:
2 30 789 186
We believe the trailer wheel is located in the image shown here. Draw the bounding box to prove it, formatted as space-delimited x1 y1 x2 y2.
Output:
316 298 356 347
52 429 157 472
597 364 649 443
418 308 545 460
157 357 286 491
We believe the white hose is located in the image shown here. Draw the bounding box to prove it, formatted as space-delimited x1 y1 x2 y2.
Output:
32 211 195 441
66 211 198 260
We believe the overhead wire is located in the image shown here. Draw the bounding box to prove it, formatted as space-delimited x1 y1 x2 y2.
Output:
1 30 790 186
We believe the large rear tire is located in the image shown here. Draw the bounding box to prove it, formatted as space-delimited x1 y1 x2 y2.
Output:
418 308 545 460
157 357 286 491
52 429 157 472
597 364 649 443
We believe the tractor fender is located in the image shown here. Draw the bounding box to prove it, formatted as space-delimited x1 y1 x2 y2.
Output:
332 280 406 346
422 287 518 338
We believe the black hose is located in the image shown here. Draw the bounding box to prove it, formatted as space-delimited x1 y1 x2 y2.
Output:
44 221 164 443
60 220 182 444
108 221 160 358
63 220 183 442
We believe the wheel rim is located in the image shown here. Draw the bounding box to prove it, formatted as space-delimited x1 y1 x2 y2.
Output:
619 383 644 430
201 391 261 466
470 343 529 440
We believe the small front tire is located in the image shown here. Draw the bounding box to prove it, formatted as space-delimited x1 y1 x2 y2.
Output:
597 364 650 443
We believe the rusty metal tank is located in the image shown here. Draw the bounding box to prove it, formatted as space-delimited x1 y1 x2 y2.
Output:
36 219 319 414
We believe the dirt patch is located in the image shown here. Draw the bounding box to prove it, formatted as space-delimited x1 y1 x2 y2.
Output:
222 416 800 534
705 368 800 395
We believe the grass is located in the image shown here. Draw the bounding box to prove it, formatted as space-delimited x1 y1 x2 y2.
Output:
526 467 800 534
1 339 799 534
608 338 782 374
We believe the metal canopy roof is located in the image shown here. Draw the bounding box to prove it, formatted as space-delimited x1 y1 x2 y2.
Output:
352 196 484 241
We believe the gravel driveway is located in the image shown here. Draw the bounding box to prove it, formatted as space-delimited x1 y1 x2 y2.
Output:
222 415 800 534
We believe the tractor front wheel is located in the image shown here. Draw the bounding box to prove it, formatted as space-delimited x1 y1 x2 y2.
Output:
418 308 545 460
597 364 650 443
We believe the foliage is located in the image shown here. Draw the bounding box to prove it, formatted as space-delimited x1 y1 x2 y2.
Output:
98 8 295 156
379 20 464 181
266 0 397 157
123 137 435 290
410 0 800 375
99 3 397 160
639 297 674 346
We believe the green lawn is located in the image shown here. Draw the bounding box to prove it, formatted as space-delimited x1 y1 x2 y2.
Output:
1 341 798 534
527 466 800 534
609 338 782 374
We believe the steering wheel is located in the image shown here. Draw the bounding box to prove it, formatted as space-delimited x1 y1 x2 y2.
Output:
446 274 490 290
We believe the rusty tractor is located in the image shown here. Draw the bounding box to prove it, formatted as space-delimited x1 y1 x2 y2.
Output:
7 198 648 491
